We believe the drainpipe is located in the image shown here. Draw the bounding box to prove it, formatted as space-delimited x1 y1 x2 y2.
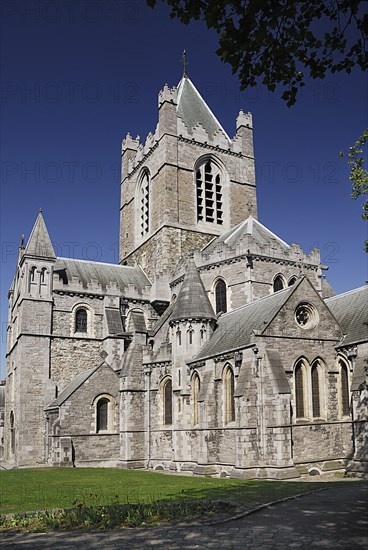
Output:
144 366 152 468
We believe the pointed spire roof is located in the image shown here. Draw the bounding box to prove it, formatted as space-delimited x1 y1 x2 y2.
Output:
176 76 230 141
24 209 56 259
170 260 216 323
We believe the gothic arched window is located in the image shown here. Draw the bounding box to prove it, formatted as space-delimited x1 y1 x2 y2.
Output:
196 159 223 225
96 398 109 432
224 366 235 424
288 276 297 286
163 378 172 425
273 275 285 293
139 169 150 237
295 362 305 418
340 361 350 416
311 363 321 417
191 373 200 426
75 308 87 333
215 279 227 314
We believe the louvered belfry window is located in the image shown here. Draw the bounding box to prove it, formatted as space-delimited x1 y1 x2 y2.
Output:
196 161 223 224
139 170 150 237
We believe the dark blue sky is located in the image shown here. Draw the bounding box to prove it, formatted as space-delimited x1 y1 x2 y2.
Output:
1 0 367 376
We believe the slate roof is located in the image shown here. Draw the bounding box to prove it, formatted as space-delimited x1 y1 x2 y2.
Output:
191 285 294 362
325 286 368 347
170 260 217 323
351 355 367 391
24 210 56 259
105 309 124 335
321 276 336 299
54 258 150 294
202 216 290 255
45 367 98 409
177 77 230 141
266 350 291 394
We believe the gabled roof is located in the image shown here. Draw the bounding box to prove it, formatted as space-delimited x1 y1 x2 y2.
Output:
325 285 368 347
24 210 56 259
170 260 216 323
45 367 98 409
191 285 294 362
202 216 290 255
177 76 230 141
54 258 151 294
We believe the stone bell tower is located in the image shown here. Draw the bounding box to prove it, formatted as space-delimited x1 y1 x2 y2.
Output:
119 72 257 280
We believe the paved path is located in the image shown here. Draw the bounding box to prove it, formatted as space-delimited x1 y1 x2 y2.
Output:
1 483 367 549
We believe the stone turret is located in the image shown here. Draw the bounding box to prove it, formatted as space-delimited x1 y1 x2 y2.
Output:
5 210 56 466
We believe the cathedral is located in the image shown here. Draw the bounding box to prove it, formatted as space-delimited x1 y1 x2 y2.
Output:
2 73 367 478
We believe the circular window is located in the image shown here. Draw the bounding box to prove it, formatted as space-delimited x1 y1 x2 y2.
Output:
295 302 319 329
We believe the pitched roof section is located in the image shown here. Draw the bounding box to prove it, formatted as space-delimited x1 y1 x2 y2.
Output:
170 260 216 323
54 258 151 294
325 286 368 347
177 77 230 141
191 286 294 362
24 210 56 259
45 367 98 409
202 216 290 255
321 276 336 299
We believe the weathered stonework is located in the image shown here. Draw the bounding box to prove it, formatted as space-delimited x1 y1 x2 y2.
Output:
4 74 367 479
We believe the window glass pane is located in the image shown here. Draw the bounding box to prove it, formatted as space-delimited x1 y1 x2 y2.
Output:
215 280 227 314
164 379 172 425
295 364 304 418
311 365 320 417
97 399 108 431
76 309 87 332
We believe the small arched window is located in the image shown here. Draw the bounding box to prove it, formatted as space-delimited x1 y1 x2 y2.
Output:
215 279 227 314
163 378 172 425
340 361 350 416
273 275 285 292
30 266 36 282
40 267 47 284
224 366 235 424
75 308 87 333
176 328 182 346
192 373 200 426
288 276 297 286
96 398 109 432
311 364 321 417
295 362 305 418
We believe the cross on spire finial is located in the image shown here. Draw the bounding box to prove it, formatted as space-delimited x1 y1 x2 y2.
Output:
181 49 188 78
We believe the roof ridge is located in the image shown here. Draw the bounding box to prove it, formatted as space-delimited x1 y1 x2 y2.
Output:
57 257 137 269
325 285 368 302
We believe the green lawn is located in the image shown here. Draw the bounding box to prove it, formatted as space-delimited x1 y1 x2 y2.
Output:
0 467 342 515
